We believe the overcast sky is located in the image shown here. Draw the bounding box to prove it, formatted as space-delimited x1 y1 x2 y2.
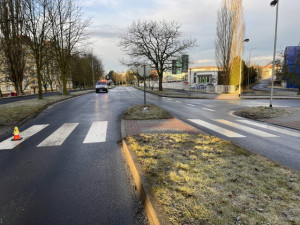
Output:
82 0 300 73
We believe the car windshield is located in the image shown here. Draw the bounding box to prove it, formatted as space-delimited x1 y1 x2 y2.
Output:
97 81 106 85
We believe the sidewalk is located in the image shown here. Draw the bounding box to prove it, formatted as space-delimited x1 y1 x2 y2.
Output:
260 107 300 131
121 118 200 138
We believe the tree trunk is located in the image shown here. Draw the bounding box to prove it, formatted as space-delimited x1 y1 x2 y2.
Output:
62 73 68 95
37 68 43 99
44 84 48 93
158 73 163 91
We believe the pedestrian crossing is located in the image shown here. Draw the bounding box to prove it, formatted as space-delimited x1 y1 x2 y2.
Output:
0 121 108 150
1 119 299 151
188 119 300 138
37 123 79 147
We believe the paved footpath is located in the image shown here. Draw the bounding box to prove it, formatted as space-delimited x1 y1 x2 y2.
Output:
122 118 200 137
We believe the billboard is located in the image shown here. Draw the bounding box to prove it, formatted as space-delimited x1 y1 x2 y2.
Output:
171 55 189 74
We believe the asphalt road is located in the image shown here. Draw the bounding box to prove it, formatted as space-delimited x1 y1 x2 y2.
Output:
1 86 299 225
0 88 147 225
252 78 298 92
123 87 300 171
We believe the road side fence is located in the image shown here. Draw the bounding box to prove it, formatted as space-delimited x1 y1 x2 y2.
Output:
149 81 235 94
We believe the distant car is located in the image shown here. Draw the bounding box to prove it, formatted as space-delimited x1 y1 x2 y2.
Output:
196 83 206 89
197 83 214 88
96 80 108 93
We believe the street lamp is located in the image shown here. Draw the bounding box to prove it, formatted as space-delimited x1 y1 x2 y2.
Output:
239 38 249 97
270 0 279 108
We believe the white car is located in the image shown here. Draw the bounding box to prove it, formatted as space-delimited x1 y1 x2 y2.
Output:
95 80 108 93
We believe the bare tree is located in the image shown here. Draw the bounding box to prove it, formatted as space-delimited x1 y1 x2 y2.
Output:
215 0 245 85
23 0 50 99
0 0 27 95
119 20 196 91
47 0 90 95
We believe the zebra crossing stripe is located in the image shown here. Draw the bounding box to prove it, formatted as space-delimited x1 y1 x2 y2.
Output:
83 121 107 143
188 119 245 138
237 120 300 137
0 125 49 150
37 123 78 147
215 119 279 137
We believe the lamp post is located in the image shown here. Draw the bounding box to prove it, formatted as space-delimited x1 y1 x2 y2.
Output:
270 0 279 108
239 38 249 97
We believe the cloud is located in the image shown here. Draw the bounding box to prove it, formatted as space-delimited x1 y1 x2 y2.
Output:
82 0 300 72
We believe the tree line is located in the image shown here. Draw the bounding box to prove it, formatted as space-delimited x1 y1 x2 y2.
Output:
0 0 104 98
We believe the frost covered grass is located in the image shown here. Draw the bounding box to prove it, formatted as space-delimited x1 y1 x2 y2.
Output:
127 133 300 225
235 106 290 119
123 104 173 120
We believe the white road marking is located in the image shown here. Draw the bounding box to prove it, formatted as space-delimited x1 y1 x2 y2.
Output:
37 123 78 147
215 119 278 137
202 108 215 112
83 121 107 143
176 101 181 103
187 104 195 107
188 119 245 138
168 99 173 101
0 125 49 150
237 120 300 137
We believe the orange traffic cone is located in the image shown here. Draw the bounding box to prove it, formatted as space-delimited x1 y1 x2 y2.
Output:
11 126 23 141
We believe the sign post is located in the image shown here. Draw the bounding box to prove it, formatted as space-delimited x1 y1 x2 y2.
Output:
137 64 151 105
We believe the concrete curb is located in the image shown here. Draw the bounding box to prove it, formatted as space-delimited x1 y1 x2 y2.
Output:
121 119 169 225
122 140 163 225
122 139 170 225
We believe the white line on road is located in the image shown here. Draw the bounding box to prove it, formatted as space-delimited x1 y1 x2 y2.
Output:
237 120 300 137
187 104 195 107
38 123 78 147
215 119 278 137
202 108 215 112
168 99 173 101
0 125 49 150
83 121 108 143
176 101 181 103
188 119 245 138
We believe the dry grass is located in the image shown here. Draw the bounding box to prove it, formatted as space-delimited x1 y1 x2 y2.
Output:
0 90 92 126
235 106 291 119
123 104 173 120
126 133 300 225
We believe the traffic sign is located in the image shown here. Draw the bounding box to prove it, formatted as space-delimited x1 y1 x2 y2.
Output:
137 64 152 77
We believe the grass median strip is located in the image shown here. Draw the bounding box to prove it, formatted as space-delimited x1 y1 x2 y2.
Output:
234 106 290 119
0 90 92 126
123 104 173 120
126 133 300 225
